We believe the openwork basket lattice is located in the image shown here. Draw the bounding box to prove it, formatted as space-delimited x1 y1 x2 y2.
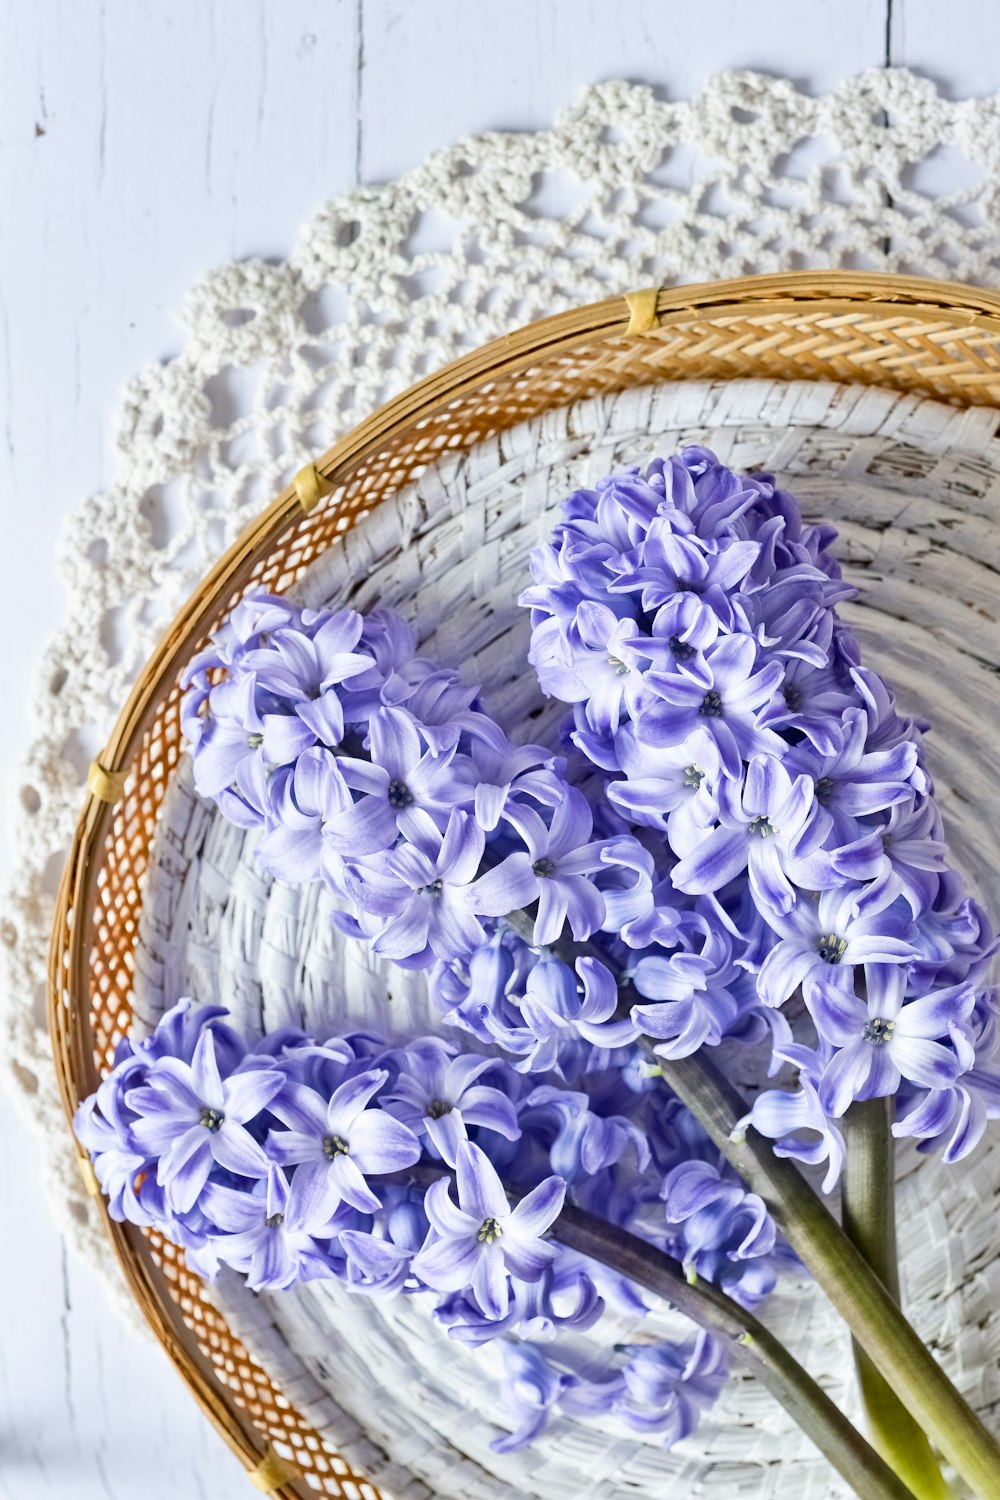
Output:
49 272 1000 1497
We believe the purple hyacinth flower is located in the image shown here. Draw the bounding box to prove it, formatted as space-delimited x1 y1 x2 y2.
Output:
344 808 487 966
491 1344 571 1454
188 673 276 802
636 635 785 780
126 1032 284 1213
384 1037 521 1166
610 1331 728 1444
339 1229 415 1299
607 727 721 849
607 521 760 630
661 1160 776 1305
463 718 563 832
485 954 638 1072
331 706 469 854
255 747 358 883
138 998 248 1071
201 1164 337 1290
756 658 857 755
736 1043 846 1192
439 1256 602 1346
785 706 919 850
531 601 652 736
831 796 951 918
469 788 606 946
634 594 719 691
630 934 741 1060
74 1056 156 1226
241 608 375 748
811 965 975 1117
525 1082 650 1178
892 1038 1000 1162
267 1068 421 1225
756 886 918 1010
670 755 815 914
411 1142 565 1321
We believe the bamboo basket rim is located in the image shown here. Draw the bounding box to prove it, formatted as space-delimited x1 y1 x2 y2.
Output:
46 269 1000 1496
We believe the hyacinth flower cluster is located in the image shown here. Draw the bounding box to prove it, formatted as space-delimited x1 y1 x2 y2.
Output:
76 450 1000 1497
77 999 773 1452
523 448 1000 1171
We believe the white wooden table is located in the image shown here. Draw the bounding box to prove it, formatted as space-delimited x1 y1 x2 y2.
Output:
0 2 995 1494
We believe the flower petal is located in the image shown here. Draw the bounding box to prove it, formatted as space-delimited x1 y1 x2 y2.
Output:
411 1233 482 1292
457 1141 509 1221
472 1243 509 1320
508 1175 565 1240
467 854 538 916
671 825 748 896
211 1121 271 1177
348 1111 422 1173
223 1068 284 1124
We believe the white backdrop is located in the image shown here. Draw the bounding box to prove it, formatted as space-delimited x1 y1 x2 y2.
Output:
1 3 998 1496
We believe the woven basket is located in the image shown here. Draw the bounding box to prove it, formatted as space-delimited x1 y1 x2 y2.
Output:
49 271 1000 1498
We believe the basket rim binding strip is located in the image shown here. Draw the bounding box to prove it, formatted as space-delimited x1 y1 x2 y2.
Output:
48 269 1000 1496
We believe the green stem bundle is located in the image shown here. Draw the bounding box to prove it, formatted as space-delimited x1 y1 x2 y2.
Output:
554 1201 916 1500
661 1051 997 1499
842 1099 955 1500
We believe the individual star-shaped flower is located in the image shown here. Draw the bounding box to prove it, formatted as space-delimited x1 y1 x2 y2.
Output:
126 1031 284 1213
267 1067 422 1226
810 964 976 1117
636 635 785 779
382 1036 521 1166
468 788 606 946
411 1142 565 1321
201 1164 340 1291
669 755 816 915
755 886 918 1010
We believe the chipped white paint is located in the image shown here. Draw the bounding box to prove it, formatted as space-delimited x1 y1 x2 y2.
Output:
0 2 992 1496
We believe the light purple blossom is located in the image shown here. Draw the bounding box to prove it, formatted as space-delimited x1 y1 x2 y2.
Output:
607 522 759 633
491 1344 572 1453
607 1332 728 1444
637 635 785 779
332 706 469 853
607 728 721 850
785 706 920 849
470 788 606 945
384 1037 521 1166
268 1068 421 1225
126 1032 283 1213
831 796 951 918
241 608 375 748
670 756 816 914
345 809 487 966
462 719 564 832
201 1165 337 1290
630 927 741 1059
255 748 355 882
811 965 975 1117
411 1142 565 1321
755 887 918 1010
735 1047 846 1193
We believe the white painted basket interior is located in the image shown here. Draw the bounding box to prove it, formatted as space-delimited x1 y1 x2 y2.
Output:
134 378 1000 1500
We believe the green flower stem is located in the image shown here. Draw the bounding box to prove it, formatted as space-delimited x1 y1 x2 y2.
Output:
554 1201 917 1500
658 1050 999 1499
842 1098 955 1500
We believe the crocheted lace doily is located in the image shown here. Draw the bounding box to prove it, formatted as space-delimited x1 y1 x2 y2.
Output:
5 65 1000 1328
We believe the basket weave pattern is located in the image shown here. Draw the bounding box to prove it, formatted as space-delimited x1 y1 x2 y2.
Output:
49 274 1000 1495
